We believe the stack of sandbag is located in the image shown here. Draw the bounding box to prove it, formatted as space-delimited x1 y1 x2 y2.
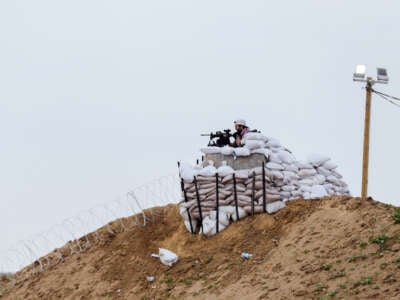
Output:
181 135 351 236
179 162 287 236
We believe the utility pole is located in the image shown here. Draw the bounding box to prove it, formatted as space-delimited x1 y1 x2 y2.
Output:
361 79 372 201
353 65 389 201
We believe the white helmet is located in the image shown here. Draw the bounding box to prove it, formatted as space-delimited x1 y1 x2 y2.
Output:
234 119 247 127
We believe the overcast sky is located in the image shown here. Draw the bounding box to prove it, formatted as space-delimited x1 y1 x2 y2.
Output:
1 1 399 258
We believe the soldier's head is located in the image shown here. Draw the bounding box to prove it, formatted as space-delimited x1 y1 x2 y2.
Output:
234 119 247 132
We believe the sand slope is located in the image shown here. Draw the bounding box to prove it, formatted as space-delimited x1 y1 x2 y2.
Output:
2 196 400 299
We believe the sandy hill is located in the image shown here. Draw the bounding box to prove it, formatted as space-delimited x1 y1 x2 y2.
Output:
2 196 400 299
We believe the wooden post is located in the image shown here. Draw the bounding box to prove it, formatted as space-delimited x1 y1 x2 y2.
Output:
361 79 373 201
233 173 239 220
194 176 204 232
216 173 219 233
262 162 266 212
181 179 194 234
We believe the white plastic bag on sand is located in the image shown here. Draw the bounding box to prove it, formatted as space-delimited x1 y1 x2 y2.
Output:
266 201 286 214
198 161 217 177
200 147 221 154
307 153 330 167
234 147 251 156
158 248 179 267
221 146 234 155
217 161 235 177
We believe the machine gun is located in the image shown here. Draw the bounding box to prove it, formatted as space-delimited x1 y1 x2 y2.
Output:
201 129 233 147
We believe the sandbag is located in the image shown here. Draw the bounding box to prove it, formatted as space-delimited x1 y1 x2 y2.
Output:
217 161 235 177
266 162 284 171
200 147 221 154
244 140 265 150
234 147 251 156
307 153 330 167
220 146 234 155
266 201 285 214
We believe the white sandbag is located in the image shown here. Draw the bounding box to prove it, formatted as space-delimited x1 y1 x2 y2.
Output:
184 219 198 233
310 185 328 198
266 137 281 148
220 146 234 155
283 163 299 172
322 160 338 170
279 191 291 198
251 148 271 158
269 153 282 163
277 150 295 164
234 147 251 156
300 185 312 192
235 169 250 179
281 185 296 192
242 132 268 142
283 171 298 181
296 161 314 169
331 170 343 179
266 201 286 214
326 175 342 186
291 190 303 197
179 163 198 182
298 168 317 178
217 161 235 177
200 147 221 154
307 153 330 167
231 206 247 221
266 162 284 170
244 140 265 150
299 178 314 186
198 161 217 177
159 248 179 266
209 210 230 227
317 166 332 177
313 174 326 185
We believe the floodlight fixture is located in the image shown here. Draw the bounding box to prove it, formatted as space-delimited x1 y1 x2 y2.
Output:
376 68 389 83
353 64 366 81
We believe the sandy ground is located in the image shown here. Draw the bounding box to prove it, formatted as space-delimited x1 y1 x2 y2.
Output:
2 195 400 299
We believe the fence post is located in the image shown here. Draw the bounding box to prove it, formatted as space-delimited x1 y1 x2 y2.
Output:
181 179 194 234
262 162 266 213
233 173 239 221
251 171 256 216
193 176 204 232
216 173 219 233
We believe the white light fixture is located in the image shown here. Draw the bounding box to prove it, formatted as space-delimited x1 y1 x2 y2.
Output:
377 68 389 83
353 64 366 81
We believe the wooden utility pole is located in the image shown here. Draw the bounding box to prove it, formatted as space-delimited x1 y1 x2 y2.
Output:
361 78 373 200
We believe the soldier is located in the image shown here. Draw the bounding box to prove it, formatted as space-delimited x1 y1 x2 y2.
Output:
232 119 250 147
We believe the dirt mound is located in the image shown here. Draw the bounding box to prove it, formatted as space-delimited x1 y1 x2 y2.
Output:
2 196 400 299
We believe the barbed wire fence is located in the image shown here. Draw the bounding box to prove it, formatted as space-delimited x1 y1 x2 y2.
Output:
0 173 181 285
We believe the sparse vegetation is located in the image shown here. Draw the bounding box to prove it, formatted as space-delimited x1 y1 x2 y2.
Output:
330 271 346 279
393 208 400 224
353 276 373 287
369 234 389 252
348 254 367 262
359 242 367 249
321 264 332 271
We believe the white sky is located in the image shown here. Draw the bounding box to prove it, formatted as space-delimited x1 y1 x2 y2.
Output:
1 1 400 256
